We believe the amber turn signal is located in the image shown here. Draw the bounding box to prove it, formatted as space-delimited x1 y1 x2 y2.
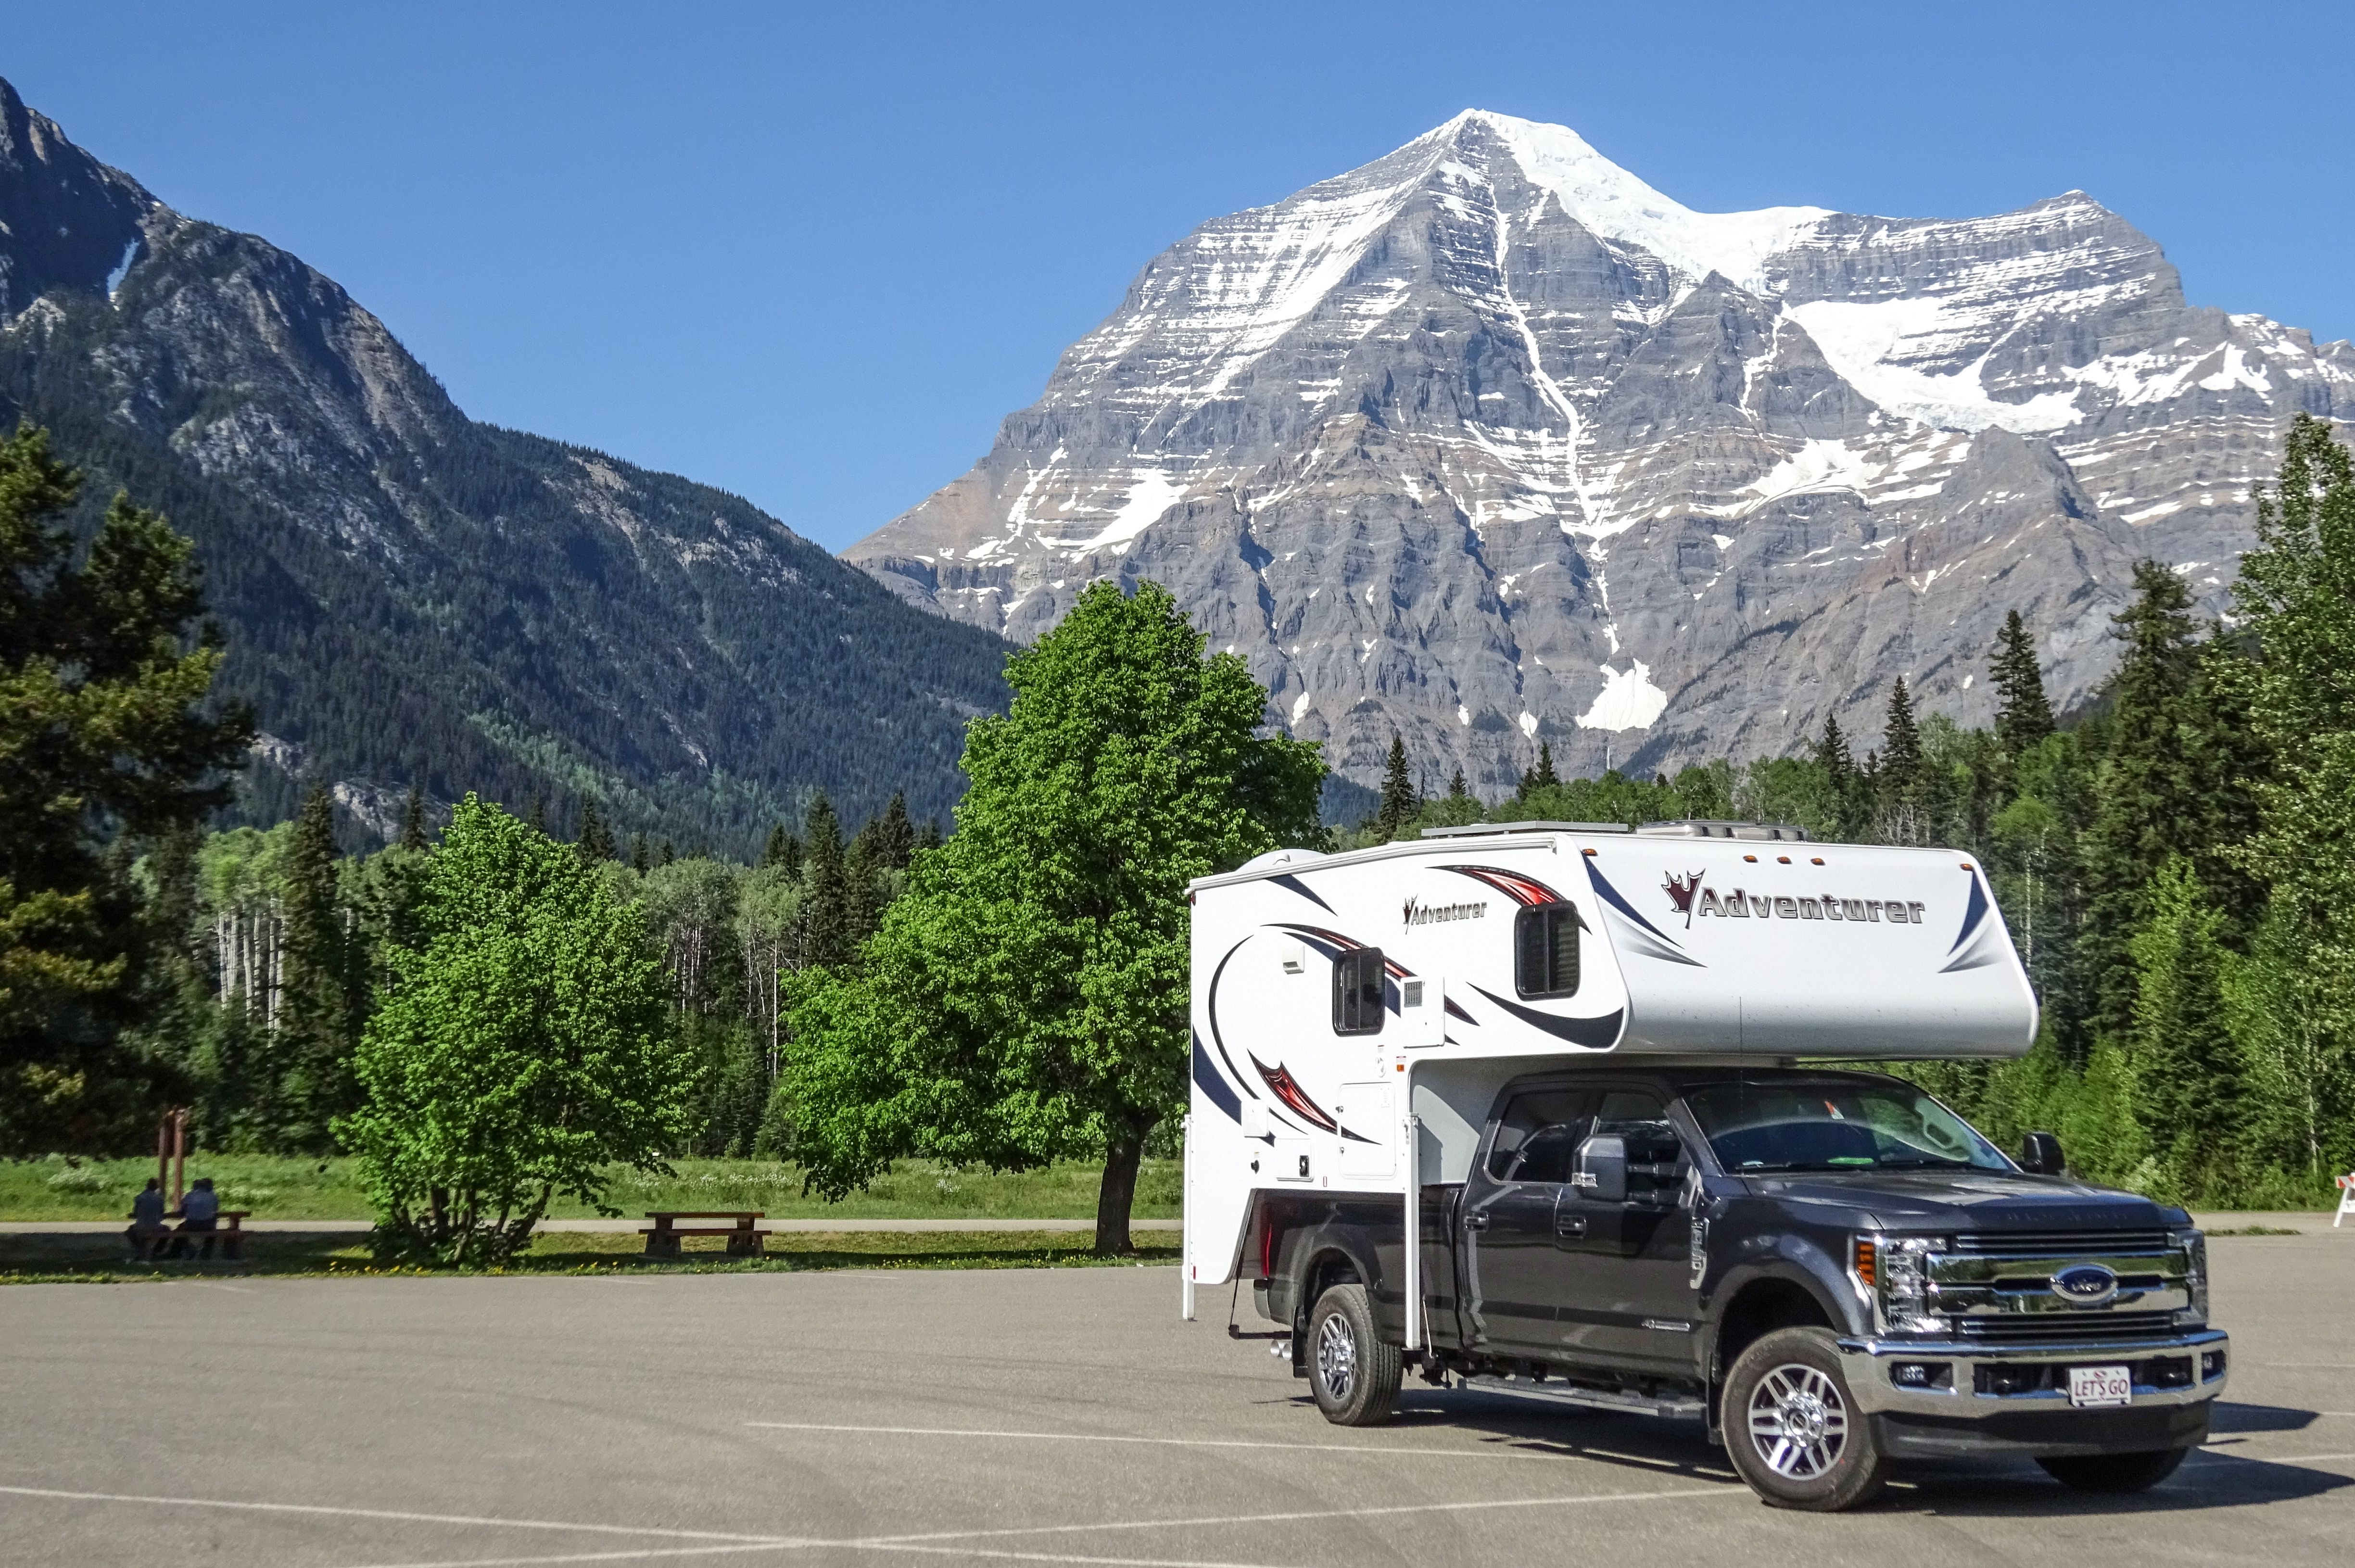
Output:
1853 1237 1877 1287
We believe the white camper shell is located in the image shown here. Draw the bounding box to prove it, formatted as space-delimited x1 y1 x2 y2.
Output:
1178 821 2037 1323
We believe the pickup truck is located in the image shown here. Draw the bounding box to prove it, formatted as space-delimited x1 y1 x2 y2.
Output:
1250 1063 2226 1510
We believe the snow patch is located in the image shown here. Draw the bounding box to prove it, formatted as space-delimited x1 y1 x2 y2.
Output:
1291 689 1313 722
1576 661 1669 732
1470 112 1831 293
1076 469 1186 552
1518 710 1540 738
1785 299 2084 433
105 239 138 301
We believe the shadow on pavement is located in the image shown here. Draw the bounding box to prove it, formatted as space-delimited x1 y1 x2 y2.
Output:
1261 1388 2351 1513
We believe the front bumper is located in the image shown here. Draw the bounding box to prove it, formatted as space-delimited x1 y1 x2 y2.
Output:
1836 1328 2228 1457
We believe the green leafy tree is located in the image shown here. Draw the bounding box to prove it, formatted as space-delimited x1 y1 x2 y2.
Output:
338 796 698 1265
1375 733 1418 840
0 426 253 1152
787 580 1324 1253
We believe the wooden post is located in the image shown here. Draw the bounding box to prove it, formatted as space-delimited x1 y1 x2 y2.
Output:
169 1108 187 1208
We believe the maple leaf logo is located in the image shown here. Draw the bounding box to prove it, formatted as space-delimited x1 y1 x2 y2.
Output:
1663 870 1706 928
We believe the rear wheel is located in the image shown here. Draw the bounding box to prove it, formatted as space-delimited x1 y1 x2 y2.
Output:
1722 1327 1889 1510
2037 1448 2189 1492
1307 1283 1401 1426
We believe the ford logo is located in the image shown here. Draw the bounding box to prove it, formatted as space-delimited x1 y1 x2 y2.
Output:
2052 1264 2120 1307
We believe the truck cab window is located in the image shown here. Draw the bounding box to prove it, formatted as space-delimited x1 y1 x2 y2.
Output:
1515 903 1581 998
1485 1089 1594 1179
1593 1090 1685 1205
1330 947 1386 1036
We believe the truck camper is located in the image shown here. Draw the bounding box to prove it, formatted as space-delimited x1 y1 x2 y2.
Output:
1180 821 2228 1510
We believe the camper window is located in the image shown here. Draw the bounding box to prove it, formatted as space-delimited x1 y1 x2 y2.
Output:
1331 947 1385 1035
1515 903 1582 999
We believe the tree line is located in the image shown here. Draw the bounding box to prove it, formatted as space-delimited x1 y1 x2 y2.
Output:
1363 416 2355 1208
7 415 2351 1256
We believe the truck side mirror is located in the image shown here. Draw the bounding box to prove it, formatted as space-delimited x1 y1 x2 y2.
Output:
2019 1131 2066 1176
1573 1134 1628 1204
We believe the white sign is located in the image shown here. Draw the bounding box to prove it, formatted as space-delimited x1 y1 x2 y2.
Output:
2067 1365 2133 1408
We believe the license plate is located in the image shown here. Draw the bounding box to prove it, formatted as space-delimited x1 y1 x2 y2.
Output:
2068 1365 2133 1407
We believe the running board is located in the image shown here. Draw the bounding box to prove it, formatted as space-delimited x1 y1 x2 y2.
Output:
1460 1374 1705 1421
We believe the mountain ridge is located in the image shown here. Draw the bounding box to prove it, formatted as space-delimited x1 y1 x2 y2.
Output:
849 109 2353 794
0 76 1013 849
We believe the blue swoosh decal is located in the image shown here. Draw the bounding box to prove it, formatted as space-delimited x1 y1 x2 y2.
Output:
1191 1033 1241 1122
1269 873 1335 913
1467 986 1625 1048
1583 856 1684 949
1948 869 1990 956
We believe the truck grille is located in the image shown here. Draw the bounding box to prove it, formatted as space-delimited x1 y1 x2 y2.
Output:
1952 1310 2181 1341
1947 1229 2173 1259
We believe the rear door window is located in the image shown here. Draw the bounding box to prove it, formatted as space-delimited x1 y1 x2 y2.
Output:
1485 1089 1596 1181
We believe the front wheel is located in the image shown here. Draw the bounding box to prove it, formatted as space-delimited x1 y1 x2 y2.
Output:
1722 1327 1890 1511
1307 1283 1402 1426
2037 1448 2189 1492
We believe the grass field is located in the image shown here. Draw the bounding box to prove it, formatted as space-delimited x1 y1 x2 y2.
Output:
0 1155 1181 1224
0 1226 1182 1284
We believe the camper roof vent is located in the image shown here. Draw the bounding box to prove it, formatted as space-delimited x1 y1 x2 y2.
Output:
1418 821 1634 839
1637 820 1810 842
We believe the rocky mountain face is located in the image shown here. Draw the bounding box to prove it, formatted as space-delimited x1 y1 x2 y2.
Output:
0 78 1012 847
850 111 2355 793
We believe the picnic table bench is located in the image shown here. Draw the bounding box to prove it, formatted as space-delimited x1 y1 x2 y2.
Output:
131 1209 253 1262
640 1211 769 1258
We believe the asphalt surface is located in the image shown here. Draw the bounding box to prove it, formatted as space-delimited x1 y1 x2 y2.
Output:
2 1236 2350 1568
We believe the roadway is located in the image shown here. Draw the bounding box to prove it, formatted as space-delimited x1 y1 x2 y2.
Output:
1 1233 2348 1567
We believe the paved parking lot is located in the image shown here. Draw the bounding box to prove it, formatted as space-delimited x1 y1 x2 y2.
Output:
3 1234 2350 1568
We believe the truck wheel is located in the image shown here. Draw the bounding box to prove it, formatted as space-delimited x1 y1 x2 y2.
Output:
1307 1283 1402 1426
2036 1448 2189 1492
1723 1328 1889 1511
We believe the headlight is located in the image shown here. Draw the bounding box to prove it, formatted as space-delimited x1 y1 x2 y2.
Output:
1858 1233 1945 1335
2172 1228 2208 1324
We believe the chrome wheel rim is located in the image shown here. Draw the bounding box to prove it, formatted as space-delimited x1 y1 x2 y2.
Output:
1316 1312 1357 1401
1747 1363 1848 1479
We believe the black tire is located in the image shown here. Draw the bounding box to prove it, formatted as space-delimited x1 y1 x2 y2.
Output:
1307 1283 1402 1426
2037 1448 2190 1492
1722 1326 1890 1511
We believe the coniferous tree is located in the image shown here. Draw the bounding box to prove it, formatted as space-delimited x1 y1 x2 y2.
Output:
1448 767 1469 801
574 798 616 863
761 823 804 874
1991 610 2055 769
872 791 916 871
399 784 429 851
800 793 857 969
629 835 651 874
916 819 944 853
2082 562 2216 1041
658 839 676 868
1876 680 1924 844
1518 740 1560 800
2127 858 2240 1195
1375 733 1418 840
1812 712 1863 840
278 784 360 1151
525 793 548 836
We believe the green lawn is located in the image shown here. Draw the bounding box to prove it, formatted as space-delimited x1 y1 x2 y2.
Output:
0 1155 1179 1225
0 1226 1181 1284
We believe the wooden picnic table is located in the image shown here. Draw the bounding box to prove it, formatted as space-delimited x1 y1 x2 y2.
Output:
640 1210 769 1258
134 1209 253 1262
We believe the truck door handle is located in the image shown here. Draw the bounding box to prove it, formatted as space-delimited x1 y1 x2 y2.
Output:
1555 1215 1587 1237
1464 1214 1489 1232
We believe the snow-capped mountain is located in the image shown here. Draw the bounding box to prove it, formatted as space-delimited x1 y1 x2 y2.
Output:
848 110 2355 792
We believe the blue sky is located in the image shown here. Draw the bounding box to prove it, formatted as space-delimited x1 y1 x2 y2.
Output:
9 2 2349 552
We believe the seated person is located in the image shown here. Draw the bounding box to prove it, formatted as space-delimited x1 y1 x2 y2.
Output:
125 1178 170 1259
165 1176 222 1259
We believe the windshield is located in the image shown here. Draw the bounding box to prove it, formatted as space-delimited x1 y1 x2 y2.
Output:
1684 1077 2012 1174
